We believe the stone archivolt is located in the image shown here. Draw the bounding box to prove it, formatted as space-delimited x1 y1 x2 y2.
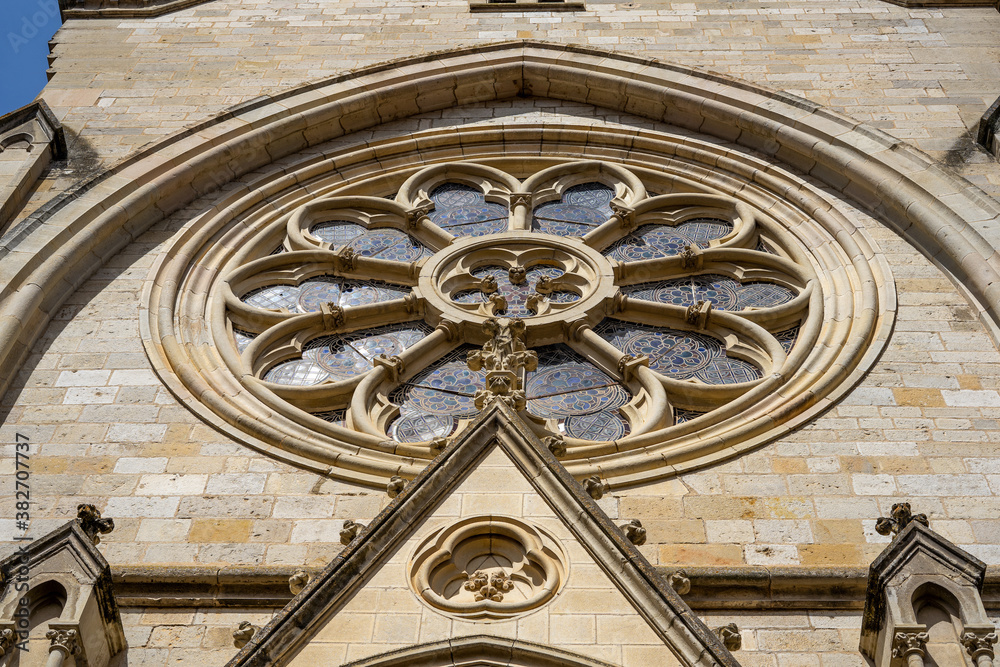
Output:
144 144 892 487
409 516 567 621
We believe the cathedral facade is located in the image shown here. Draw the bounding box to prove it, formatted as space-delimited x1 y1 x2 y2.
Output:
2 0 1000 664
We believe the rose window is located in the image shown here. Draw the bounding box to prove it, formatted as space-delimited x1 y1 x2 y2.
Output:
149 155 892 485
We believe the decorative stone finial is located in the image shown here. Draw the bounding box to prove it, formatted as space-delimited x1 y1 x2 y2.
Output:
340 519 364 545
0 628 16 657
620 519 647 546
488 292 508 314
679 244 701 270
373 354 404 381
891 631 928 662
610 201 636 230
583 475 607 500
46 629 81 657
321 302 345 329
962 630 998 665
508 266 527 285
387 475 406 498
669 569 692 595
406 203 433 228
338 246 358 271
685 300 712 329
714 623 741 651
289 570 310 595
430 437 448 455
875 503 928 538
543 435 566 458
232 621 258 649
478 274 498 294
467 318 537 411
77 504 114 545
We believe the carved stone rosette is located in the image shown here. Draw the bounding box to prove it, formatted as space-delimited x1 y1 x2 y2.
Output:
409 516 567 620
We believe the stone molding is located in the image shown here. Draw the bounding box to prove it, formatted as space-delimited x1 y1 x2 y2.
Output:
58 0 215 19
2 41 999 480
0 99 66 231
338 635 619 667
225 402 739 667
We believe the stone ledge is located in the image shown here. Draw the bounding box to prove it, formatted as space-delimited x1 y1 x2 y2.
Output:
978 94 1000 159
469 2 586 11
108 564 1000 610
58 0 214 19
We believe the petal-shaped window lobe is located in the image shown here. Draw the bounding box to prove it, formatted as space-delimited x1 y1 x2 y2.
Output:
452 265 579 317
623 275 794 311
264 323 431 386
389 347 486 443
532 182 615 236
310 222 432 261
428 183 509 238
775 325 800 354
526 345 631 441
595 320 761 385
604 218 733 262
243 277 410 314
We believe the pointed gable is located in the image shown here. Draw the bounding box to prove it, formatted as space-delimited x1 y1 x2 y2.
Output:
227 401 740 667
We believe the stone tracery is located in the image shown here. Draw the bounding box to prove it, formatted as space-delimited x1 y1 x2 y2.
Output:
146 149 893 486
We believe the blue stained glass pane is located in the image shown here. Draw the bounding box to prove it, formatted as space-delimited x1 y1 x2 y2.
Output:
673 408 705 424
311 221 366 248
532 182 615 235
233 329 255 353
564 411 630 441
309 221 430 263
244 277 409 314
312 409 347 426
268 323 431 384
775 326 799 354
526 345 631 441
243 285 300 311
264 359 329 386
428 183 509 238
623 275 794 311
605 218 733 262
389 346 485 443
595 320 762 385
348 228 426 262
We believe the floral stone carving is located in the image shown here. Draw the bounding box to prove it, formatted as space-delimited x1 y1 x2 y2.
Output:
410 516 567 620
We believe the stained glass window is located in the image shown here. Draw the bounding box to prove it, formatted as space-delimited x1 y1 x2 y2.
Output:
243 277 410 313
595 320 762 385
265 323 431 386
532 182 615 236
311 222 432 261
428 183 509 238
389 347 485 443
624 275 794 311
605 218 733 262
525 345 632 441
223 162 812 457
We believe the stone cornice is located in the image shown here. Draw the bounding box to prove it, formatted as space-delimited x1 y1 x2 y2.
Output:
107 564 1000 612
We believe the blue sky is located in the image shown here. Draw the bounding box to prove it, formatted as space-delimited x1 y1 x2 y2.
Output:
1 0 62 116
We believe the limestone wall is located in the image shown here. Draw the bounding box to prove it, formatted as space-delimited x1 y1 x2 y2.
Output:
5 0 1000 664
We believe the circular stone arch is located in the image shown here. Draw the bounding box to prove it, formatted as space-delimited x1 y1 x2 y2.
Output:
2 41 999 486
